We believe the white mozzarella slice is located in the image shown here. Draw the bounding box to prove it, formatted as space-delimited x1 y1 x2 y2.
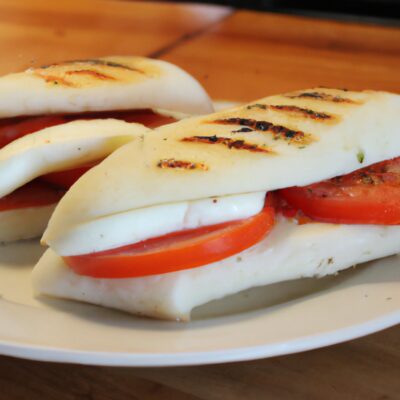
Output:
49 191 266 256
0 204 56 242
0 119 149 198
32 217 400 320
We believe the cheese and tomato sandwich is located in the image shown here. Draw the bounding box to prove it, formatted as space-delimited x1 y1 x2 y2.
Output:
33 88 400 320
0 56 212 241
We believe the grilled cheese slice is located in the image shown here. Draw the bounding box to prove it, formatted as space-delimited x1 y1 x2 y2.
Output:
0 56 213 118
0 56 213 242
44 88 400 251
34 88 400 320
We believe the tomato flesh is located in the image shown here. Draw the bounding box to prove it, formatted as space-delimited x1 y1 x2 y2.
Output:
65 109 177 128
0 109 175 151
0 116 67 149
0 181 64 211
64 202 275 278
40 162 99 189
279 157 400 225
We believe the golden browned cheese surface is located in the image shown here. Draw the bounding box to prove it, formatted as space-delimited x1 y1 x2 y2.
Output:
30 56 161 88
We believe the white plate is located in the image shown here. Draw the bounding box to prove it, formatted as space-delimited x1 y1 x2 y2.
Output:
0 240 399 366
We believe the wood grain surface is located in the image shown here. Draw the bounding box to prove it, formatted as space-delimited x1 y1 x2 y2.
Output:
0 1 399 399
0 0 231 74
161 10 400 101
0 326 398 399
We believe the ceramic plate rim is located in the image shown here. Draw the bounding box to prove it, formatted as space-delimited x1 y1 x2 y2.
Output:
0 311 398 366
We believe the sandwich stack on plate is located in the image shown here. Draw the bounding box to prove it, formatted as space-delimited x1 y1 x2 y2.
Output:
26 84 400 320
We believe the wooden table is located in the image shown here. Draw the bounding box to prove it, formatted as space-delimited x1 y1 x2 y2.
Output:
0 0 399 398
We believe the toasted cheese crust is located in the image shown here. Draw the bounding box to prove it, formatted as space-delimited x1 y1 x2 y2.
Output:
43 88 400 245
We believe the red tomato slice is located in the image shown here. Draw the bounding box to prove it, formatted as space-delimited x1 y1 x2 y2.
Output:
0 109 174 151
40 161 100 189
0 115 67 149
267 192 313 225
66 109 177 128
0 181 64 211
64 202 275 278
279 157 400 225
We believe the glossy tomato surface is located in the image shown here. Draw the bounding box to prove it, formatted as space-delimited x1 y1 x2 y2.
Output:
279 157 400 224
0 181 64 211
64 203 275 278
0 116 66 149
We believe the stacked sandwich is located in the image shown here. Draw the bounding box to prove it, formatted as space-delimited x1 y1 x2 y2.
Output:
0 56 212 242
29 86 400 320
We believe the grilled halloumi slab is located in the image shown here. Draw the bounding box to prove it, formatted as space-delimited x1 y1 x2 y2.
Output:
0 56 213 117
35 88 400 320
44 88 400 248
0 119 150 199
0 56 213 242
0 119 150 242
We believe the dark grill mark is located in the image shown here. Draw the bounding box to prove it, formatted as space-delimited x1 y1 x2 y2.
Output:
232 127 254 133
65 69 116 80
39 75 73 87
286 91 358 104
318 86 349 92
213 118 312 145
157 158 208 171
40 59 144 74
269 105 333 121
182 135 272 154
246 104 267 110
83 60 140 71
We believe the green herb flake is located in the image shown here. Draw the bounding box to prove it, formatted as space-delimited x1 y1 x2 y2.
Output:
357 150 365 164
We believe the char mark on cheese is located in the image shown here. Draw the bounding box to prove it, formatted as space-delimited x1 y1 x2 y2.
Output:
81 59 143 73
157 158 208 171
40 59 144 74
269 105 333 121
247 103 333 121
213 118 312 146
232 127 254 133
317 86 349 92
39 75 73 87
33 58 147 87
246 104 267 111
65 69 116 80
285 91 358 104
182 135 272 154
